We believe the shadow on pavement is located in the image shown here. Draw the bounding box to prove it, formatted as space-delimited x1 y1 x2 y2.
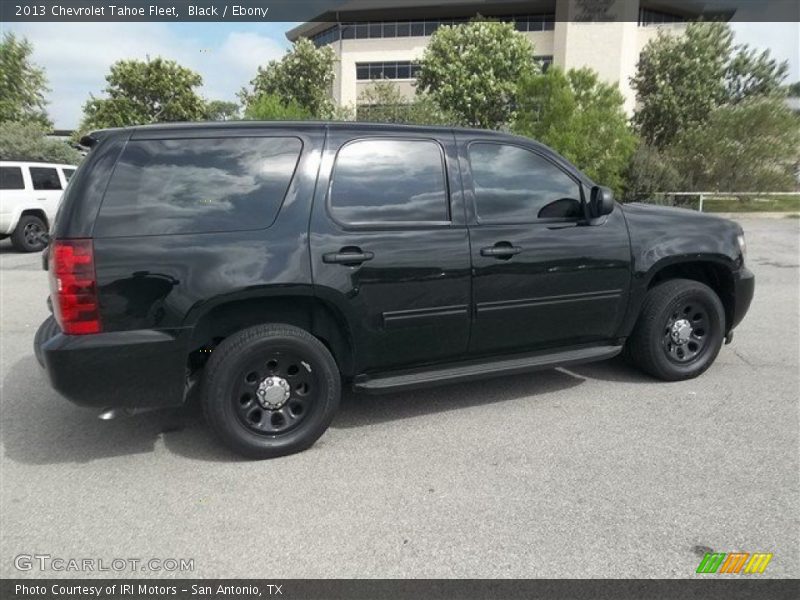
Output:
2 353 642 465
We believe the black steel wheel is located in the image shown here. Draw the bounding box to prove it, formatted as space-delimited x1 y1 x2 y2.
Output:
627 279 725 381
234 349 318 436
201 324 340 459
11 214 47 252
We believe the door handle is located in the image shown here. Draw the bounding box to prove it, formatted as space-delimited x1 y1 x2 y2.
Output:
323 248 375 265
480 243 522 258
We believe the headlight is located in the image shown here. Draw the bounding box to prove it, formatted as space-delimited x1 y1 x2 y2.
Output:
737 233 747 263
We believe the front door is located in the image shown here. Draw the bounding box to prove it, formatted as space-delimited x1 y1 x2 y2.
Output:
310 129 472 373
459 136 631 356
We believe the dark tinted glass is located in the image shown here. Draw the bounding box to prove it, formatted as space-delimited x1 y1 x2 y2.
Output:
330 139 448 224
0 166 24 190
469 143 581 223
96 137 302 237
63 168 76 181
410 22 424 36
30 167 62 190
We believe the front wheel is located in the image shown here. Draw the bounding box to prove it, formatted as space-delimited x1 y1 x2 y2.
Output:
11 214 47 252
201 324 340 459
627 279 725 381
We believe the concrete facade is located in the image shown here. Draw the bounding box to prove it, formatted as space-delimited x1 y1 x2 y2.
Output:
287 1 726 114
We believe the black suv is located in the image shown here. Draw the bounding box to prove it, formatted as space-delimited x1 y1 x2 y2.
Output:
35 122 754 458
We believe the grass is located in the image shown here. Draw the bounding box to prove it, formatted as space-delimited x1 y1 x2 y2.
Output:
701 194 800 213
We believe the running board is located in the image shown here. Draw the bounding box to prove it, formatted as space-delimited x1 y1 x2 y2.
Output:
353 344 622 394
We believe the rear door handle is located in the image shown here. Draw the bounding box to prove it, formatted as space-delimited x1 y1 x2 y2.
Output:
480 243 522 258
323 249 375 265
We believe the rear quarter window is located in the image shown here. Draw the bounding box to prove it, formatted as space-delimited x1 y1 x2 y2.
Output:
0 166 25 190
94 136 303 237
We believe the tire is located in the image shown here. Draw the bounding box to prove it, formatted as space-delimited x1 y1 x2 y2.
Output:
627 279 725 381
11 214 47 252
34 315 61 367
201 324 340 459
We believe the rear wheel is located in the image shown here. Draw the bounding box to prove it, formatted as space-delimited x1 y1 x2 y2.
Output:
627 279 725 381
11 215 47 252
201 324 340 458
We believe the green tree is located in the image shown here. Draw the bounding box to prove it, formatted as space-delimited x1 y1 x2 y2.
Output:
78 58 206 133
0 122 81 164
726 46 789 104
416 19 537 128
632 22 789 148
205 100 240 121
242 39 335 118
243 93 313 120
622 143 683 202
786 81 800 96
0 32 50 127
514 68 637 192
667 97 800 192
357 80 456 125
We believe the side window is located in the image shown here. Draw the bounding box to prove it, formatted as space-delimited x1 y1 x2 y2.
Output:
329 138 449 225
468 143 582 223
29 167 63 191
95 137 302 237
0 167 24 190
62 168 76 182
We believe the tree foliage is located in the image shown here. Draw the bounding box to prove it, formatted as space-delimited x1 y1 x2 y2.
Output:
0 32 51 127
243 93 313 121
78 58 206 133
622 143 683 201
205 100 240 121
357 80 456 125
0 121 81 164
242 39 335 118
514 68 637 192
416 19 537 128
632 22 789 148
666 97 800 192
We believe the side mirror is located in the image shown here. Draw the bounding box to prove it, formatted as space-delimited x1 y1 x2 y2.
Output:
589 186 614 218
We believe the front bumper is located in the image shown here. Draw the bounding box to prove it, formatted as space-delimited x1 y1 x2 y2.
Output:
35 318 189 409
730 266 755 331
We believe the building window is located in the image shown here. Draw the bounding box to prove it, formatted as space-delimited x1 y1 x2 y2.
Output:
638 8 687 26
308 14 556 47
535 55 554 72
356 61 421 81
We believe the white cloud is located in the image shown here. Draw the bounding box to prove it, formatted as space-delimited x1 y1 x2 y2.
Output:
8 22 286 128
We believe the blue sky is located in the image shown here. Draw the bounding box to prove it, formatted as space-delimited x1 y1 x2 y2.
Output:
3 21 798 129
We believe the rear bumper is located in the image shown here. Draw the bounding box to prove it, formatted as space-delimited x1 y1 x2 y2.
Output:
730 266 755 331
35 318 189 409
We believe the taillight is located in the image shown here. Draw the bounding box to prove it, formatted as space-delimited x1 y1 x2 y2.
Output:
48 239 101 335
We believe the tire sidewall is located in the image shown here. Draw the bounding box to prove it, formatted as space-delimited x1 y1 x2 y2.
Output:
202 328 340 458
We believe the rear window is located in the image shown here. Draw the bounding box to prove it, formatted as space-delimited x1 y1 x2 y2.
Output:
30 167 62 190
0 166 24 190
62 168 76 181
94 137 302 237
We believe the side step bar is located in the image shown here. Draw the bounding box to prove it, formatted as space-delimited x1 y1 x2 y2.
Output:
353 344 623 394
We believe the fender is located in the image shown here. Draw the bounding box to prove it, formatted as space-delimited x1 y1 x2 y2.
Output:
617 203 744 338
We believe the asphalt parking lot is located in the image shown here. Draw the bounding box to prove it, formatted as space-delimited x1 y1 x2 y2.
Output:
0 215 798 579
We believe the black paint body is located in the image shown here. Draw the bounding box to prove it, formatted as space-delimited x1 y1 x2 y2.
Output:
37 122 754 408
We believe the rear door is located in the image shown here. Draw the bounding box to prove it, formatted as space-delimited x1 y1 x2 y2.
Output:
309 128 471 373
459 135 631 356
0 164 27 234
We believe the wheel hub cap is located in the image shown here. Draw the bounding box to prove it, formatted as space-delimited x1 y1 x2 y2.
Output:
256 376 290 409
670 318 693 344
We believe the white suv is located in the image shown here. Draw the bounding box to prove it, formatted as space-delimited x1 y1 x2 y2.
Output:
0 161 77 252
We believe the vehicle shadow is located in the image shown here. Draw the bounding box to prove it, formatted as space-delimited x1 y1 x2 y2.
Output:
1 354 643 465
